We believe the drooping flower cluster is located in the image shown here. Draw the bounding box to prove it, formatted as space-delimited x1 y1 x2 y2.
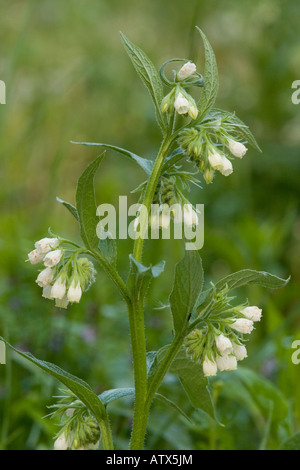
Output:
160 61 201 120
27 237 96 309
185 287 262 377
133 175 199 233
178 113 248 183
49 390 101 450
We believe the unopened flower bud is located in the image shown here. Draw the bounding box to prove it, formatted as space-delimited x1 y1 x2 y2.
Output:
177 61 197 81
174 92 190 115
228 139 247 158
28 249 45 265
188 103 198 120
36 267 54 287
202 355 218 377
215 334 233 355
230 318 254 334
240 306 262 322
232 343 248 361
35 237 59 254
216 354 237 372
67 280 82 303
50 276 66 300
203 168 214 184
43 249 63 267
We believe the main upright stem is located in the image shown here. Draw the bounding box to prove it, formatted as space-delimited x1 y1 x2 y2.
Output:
128 133 174 450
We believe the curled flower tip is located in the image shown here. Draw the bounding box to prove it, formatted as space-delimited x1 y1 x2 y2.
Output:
202 355 218 377
27 249 45 265
216 354 237 372
36 267 54 287
240 306 262 322
232 343 248 361
230 318 254 334
177 61 197 81
228 139 248 158
215 334 233 355
43 249 63 267
35 237 59 254
174 92 190 115
50 276 66 300
67 281 82 303
208 150 233 176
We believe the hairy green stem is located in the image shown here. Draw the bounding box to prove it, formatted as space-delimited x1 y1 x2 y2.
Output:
129 131 176 449
127 299 148 450
99 413 114 450
132 135 174 263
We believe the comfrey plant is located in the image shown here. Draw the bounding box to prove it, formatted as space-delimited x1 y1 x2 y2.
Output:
1 28 289 450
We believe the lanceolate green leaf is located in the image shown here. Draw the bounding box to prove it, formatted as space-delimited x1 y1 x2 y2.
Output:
99 387 191 422
170 348 215 420
56 197 79 221
120 32 167 133
1 338 106 422
128 254 165 299
71 141 154 175
149 345 216 421
206 108 262 153
76 153 105 251
169 250 203 335
214 269 290 292
195 27 219 121
196 269 290 313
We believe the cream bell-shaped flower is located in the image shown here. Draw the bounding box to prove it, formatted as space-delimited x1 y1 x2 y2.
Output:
232 343 248 361
67 280 82 303
36 267 54 287
215 334 233 355
42 284 53 299
228 139 248 158
55 296 69 309
202 355 218 377
208 150 233 176
216 354 237 372
177 61 197 80
50 276 66 300
174 92 190 115
54 432 70 450
43 249 63 267
183 205 199 227
35 237 59 254
230 318 254 334
28 249 45 265
240 306 262 322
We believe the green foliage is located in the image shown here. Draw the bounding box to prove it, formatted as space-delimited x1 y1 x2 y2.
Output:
0 337 106 422
169 250 203 335
195 27 219 121
76 153 106 251
120 32 167 133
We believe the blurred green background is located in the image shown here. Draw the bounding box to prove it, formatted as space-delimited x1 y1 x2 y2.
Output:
0 0 299 450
